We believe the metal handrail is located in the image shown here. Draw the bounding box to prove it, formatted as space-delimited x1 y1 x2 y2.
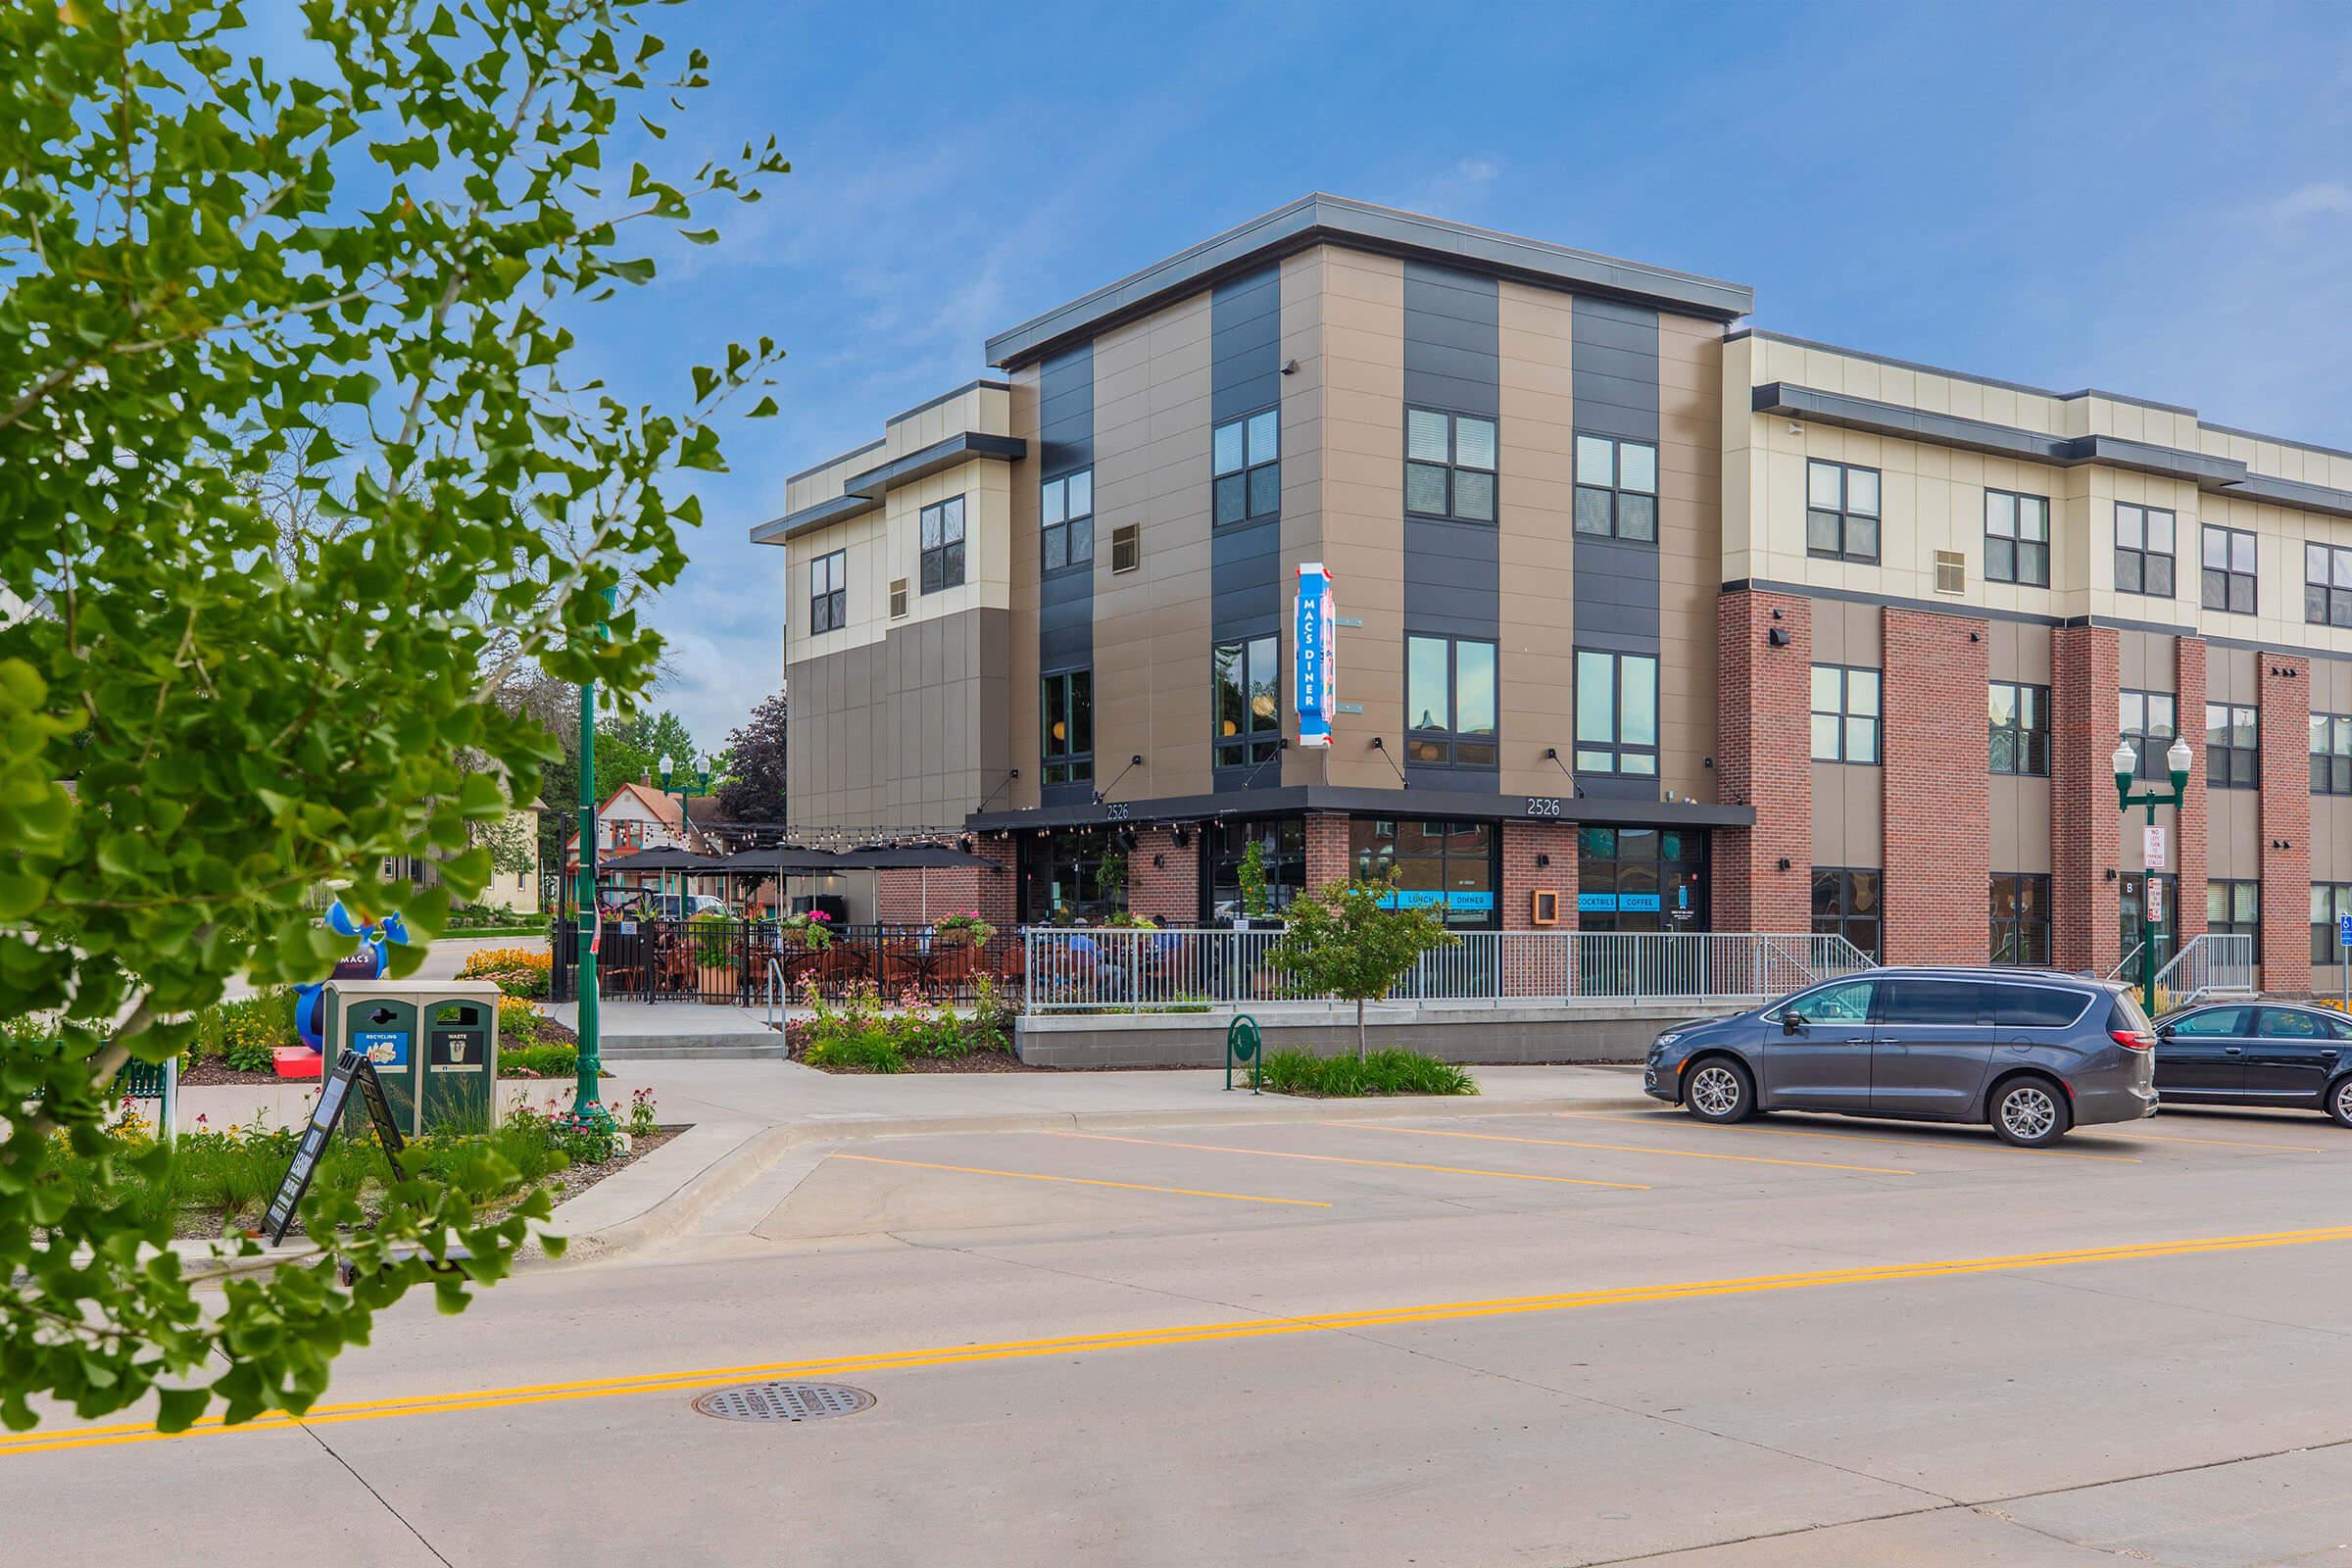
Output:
2150 933 2256 1002
2107 941 2147 983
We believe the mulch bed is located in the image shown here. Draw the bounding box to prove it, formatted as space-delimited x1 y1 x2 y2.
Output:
179 1060 286 1087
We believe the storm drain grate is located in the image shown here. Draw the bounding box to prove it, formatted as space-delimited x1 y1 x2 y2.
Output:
692 1382 875 1423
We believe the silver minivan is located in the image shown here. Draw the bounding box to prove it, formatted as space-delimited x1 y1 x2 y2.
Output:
1642 967 2160 1147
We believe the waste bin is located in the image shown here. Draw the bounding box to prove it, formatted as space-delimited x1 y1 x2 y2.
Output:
321 978 502 1137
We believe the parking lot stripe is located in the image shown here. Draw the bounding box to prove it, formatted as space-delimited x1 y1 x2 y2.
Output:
2076 1129 2328 1154
827 1152 1331 1208
1051 1131 1651 1190
13 1220 2352 1458
1328 1120 1919 1176
1555 1111 2140 1163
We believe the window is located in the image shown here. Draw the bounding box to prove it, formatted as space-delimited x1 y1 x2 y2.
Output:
2312 713 2352 795
918 495 966 594
1984 489 2050 586
1040 668 1092 787
1212 636 1281 770
1988 682 2050 776
1022 826 1124 923
2314 884 2352 967
1989 984 2087 1027
1406 634 1498 767
2119 690 2177 781
1878 977 1989 1026
1785 977 1874 1023
1989 873 2051 965
2169 1006 2249 1038
1404 408 1498 523
808 549 846 634
1812 868 1883 961
2204 703 2258 789
889 578 908 618
1206 819 1304 919
2305 542 2352 627
1213 409 1280 526
1573 650 1658 775
1110 523 1141 573
1573 435 1657 542
2113 503 2177 598
1934 551 1965 595
1040 467 1094 573
2208 880 2259 948
1805 460 1881 563
1348 819 1496 928
1810 664 1881 763
2201 524 2255 614
1576 826 1703 933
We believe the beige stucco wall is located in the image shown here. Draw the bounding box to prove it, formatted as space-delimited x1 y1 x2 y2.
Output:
1657 313 1722 804
1494 279 1576 796
1314 247 1406 790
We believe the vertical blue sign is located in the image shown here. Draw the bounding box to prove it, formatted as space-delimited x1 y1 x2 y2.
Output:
1296 562 1336 748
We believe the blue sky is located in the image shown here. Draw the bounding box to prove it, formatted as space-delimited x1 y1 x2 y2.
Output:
578 0 2352 753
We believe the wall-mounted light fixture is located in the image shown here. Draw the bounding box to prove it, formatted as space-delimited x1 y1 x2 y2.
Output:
1281 359 1300 375
1777 857 1791 871
1152 853 1165 868
1535 853 1550 868
1768 627 1790 647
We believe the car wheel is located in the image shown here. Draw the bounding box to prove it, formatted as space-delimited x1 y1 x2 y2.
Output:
1684 1057 1755 1124
2328 1075 2352 1130
1990 1077 2070 1148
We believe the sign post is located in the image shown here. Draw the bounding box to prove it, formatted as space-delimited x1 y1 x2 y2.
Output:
1294 563 1336 749
2338 914 2351 1010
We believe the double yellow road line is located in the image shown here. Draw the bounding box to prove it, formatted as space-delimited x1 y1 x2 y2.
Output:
7 1220 2349 1459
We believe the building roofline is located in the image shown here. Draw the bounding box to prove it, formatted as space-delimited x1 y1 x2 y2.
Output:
779 378 1014 487
984 193 1753 370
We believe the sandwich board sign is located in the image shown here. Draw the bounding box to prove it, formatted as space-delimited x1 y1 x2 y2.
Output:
263 1048 409 1246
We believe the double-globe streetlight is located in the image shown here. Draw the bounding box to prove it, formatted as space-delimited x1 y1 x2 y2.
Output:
2112 729 2194 1017
658 752 710 911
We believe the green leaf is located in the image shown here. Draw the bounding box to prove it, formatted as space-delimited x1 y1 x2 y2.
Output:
679 227 717 245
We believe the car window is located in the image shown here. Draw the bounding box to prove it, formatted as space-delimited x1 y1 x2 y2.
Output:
2167 1006 2249 1038
1990 984 2087 1027
2328 1013 2352 1043
1876 978 1986 1026
1795 979 1874 1022
2259 1007 2328 1040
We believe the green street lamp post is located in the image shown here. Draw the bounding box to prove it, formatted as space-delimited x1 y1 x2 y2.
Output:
2112 729 2194 1018
658 752 710 907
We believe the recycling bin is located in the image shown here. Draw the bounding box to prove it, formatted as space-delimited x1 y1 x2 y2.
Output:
321 978 503 1137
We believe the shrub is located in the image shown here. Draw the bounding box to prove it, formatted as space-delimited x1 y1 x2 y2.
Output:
543 1103 626 1165
459 945 552 999
798 978 1004 1070
934 910 995 947
504 1040 579 1078
200 988 302 1071
688 909 738 966
778 909 834 950
496 994 545 1050
1255 1049 1476 1099
803 1028 904 1073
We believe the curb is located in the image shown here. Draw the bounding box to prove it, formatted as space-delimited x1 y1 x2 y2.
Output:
532 1084 1662 1269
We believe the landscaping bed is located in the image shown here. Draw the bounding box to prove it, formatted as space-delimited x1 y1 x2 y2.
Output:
785 978 1023 1074
1253 1049 1478 1099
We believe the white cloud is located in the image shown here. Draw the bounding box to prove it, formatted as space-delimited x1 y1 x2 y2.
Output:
2266 181 2352 223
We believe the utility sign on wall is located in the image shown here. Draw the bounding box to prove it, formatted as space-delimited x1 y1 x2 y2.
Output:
1295 562 1337 749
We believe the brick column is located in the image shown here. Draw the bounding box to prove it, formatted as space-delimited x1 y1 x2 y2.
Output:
973 833 1020 933
1128 826 1199 923
1500 820 1578 997
2174 638 2209 946
1881 608 1990 963
1714 588 1813 931
2051 624 2122 973
1304 811 1352 895
2260 653 2313 994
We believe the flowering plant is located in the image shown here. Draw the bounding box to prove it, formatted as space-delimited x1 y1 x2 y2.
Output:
779 909 834 950
934 910 994 947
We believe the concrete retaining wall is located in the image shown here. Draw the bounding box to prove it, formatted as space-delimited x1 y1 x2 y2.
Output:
1015 1001 1744 1069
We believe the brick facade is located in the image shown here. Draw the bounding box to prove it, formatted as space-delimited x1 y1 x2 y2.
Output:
1305 812 1352 895
2173 638 2209 946
1714 588 1812 931
2051 624 2122 973
874 835 1021 930
1499 820 1578 997
1127 825 1199 923
1880 608 1991 963
2259 654 2313 993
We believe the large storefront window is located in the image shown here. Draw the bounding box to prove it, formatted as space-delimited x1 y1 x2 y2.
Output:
1348 819 1496 929
1812 868 1882 960
1577 827 1705 932
1203 818 1304 921
1021 828 1127 924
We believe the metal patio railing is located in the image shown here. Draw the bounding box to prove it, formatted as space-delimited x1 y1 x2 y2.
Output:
1018 928 1876 1014
2149 932 2257 1003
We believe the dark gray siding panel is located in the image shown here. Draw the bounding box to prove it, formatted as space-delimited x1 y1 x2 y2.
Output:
1573 298 1661 794
1211 268 1285 795
1038 343 1094 808
1209 268 1282 425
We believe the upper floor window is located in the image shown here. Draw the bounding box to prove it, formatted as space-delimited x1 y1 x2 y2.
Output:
1805 460 1880 564
1984 489 2050 586
1404 408 1497 524
1573 435 1657 542
919 496 966 594
1573 649 1658 776
2114 504 2177 599
1040 668 1093 786
2313 713 2352 796
2315 884 2352 967
1213 410 1279 526
808 549 846 634
2201 524 2256 614
2205 703 2258 789
1810 664 1881 764
1989 681 2050 776
1041 467 1094 573
1406 634 1497 767
2306 542 2352 628
2208 880 2260 945
2119 689 2177 780
1212 636 1281 770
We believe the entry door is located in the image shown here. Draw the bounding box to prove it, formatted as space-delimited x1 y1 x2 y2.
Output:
1870 976 1996 1117
1763 977 1877 1109
2154 1004 2249 1095
2118 873 2179 985
2244 1007 2345 1100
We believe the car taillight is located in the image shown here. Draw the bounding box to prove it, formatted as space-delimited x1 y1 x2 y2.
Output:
2111 1029 2157 1051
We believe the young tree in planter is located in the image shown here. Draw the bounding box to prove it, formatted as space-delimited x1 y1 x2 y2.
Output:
1265 877 1458 1061
0 1 785 1433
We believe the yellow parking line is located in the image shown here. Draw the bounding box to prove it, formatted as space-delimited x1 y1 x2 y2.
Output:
1329 1120 1917 1176
1051 1130 1650 1191
827 1152 1330 1209
1556 1111 2139 1163
10 1221 2351 1458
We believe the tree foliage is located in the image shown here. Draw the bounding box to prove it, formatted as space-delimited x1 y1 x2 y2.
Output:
0 0 786 1432
1265 877 1459 1060
714 689 786 825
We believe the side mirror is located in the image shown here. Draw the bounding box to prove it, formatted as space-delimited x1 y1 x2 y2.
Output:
1781 1011 1804 1037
